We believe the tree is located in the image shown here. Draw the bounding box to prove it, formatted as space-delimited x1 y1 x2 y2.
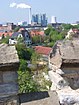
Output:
14 26 20 32
18 59 39 93
1 35 10 44
17 37 24 44
44 25 54 35
31 52 40 65
16 43 39 93
32 35 40 44
15 43 33 60
2 34 5 39
62 24 73 30
31 52 41 75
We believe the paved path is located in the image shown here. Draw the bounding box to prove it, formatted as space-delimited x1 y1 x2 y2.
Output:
19 91 60 105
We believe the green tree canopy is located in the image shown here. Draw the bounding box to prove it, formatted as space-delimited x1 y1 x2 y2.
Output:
15 43 33 60
62 24 73 30
14 26 20 32
1 35 10 44
18 59 39 93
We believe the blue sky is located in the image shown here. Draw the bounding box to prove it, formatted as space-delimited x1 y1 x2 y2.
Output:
0 0 79 24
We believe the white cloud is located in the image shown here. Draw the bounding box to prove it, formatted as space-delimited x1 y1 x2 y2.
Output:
10 3 17 8
10 3 31 9
17 3 31 9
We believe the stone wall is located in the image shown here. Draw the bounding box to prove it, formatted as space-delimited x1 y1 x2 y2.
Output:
0 44 19 105
62 67 79 89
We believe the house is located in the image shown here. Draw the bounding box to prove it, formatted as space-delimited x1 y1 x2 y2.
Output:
0 23 16 32
34 46 52 65
9 29 32 45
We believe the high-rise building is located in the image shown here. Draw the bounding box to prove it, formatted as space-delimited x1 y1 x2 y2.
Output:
51 16 57 23
31 14 47 26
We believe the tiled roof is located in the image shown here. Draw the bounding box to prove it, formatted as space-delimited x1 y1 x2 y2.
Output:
30 30 45 37
34 46 52 55
0 32 13 37
11 32 21 38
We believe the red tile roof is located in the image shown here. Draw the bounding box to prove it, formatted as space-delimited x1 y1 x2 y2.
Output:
34 46 52 55
30 30 45 37
0 32 13 37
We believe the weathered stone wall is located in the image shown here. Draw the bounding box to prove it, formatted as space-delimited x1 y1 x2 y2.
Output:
0 71 19 105
49 40 79 104
0 44 19 105
0 71 18 98
62 67 79 89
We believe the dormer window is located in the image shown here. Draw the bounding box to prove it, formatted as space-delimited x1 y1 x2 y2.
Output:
18 34 22 38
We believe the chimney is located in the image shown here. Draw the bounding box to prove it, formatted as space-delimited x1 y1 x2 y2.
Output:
29 8 31 24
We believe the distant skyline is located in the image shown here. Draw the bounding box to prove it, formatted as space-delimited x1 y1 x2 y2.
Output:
0 0 79 24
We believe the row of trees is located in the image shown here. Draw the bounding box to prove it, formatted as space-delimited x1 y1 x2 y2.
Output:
31 23 79 47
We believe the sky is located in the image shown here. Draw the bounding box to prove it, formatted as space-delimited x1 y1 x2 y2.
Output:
0 0 79 24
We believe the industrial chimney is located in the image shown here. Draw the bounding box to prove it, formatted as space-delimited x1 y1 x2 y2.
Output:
29 8 31 24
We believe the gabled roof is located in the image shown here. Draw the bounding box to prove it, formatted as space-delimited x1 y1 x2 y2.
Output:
11 32 21 38
11 30 30 39
34 46 52 55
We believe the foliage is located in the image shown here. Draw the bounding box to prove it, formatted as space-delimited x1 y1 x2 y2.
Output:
18 60 39 93
15 43 33 60
62 23 79 30
16 44 40 93
2 34 5 39
19 59 28 71
62 23 73 30
47 42 55 47
32 35 42 44
44 25 65 47
1 35 10 44
14 26 20 32
73 24 79 29
33 66 52 91
31 52 40 65
44 25 55 35
17 37 24 44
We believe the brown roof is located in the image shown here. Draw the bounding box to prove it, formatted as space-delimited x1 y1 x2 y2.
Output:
30 30 45 37
34 46 52 55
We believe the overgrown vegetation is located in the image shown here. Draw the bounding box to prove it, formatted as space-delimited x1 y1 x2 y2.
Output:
14 26 20 32
15 43 39 93
16 43 51 93
0 35 10 44
18 59 39 93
